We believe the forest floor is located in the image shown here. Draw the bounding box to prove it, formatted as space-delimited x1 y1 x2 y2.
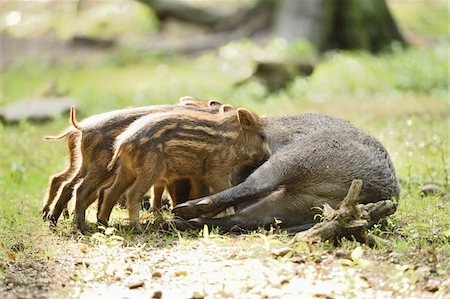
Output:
1 209 449 299
1 6 449 296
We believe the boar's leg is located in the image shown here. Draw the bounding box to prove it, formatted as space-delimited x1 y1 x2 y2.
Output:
174 149 298 219
178 189 325 233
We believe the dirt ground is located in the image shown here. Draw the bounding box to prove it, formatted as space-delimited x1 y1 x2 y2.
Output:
1 225 449 299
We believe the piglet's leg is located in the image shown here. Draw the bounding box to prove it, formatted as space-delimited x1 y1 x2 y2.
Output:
125 171 159 232
97 168 135 226
151 183 165 211
42 134 80 219
48 169 85 225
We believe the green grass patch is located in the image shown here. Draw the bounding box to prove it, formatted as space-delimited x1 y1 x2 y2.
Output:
0 41 448 285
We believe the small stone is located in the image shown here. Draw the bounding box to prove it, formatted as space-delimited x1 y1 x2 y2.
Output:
420 184 445 197
289 256 305 264
74 261 90 267
152 271 162 279
127 280 145 289
271 247 293 257
125 267 133 275
191 291 205 299
334 249 348 258
425 280 440 292
0 97 76 124
152 290 162 299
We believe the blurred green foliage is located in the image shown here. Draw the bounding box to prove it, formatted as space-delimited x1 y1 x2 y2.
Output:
295 42 448 95
389 1 449 41
0 0 158 39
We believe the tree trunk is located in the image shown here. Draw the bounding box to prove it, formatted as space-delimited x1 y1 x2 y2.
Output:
136 0 406 53
274 0 406 52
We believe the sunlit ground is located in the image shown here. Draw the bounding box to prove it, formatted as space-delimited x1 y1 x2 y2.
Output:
0 0 449 298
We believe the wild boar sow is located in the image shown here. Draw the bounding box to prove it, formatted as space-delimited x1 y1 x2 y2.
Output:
97 108 271 231
173 113 401 232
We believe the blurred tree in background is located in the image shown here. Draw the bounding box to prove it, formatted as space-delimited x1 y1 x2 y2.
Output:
137 0 406 53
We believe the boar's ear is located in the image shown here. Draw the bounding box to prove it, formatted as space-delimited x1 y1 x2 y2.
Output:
237 108 258 131
219 104 235 114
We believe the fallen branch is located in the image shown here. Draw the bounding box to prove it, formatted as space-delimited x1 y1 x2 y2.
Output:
290 179 397 247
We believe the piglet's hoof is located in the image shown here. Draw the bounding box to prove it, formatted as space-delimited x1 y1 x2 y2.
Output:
42 209 49 221
77 223 91 235
187 218 206 228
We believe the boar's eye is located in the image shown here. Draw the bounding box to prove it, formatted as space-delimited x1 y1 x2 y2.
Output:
259 132 267 141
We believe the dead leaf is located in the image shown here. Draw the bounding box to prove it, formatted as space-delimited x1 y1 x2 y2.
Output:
306 237 321 245
6 251 16 261
127 281 145 289
175 270 188 277
79 244 88 254
271 247 293 257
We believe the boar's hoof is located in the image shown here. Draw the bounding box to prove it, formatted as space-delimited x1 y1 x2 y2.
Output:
187 218 206 228
172 201 200 219
163 218 197 231
197 198 214 208
173 198 217 219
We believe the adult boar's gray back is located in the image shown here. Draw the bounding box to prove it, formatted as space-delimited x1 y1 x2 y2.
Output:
173 113 400 232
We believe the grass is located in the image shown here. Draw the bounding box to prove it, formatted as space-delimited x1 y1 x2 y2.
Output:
0 1 449 295
0 38 449 297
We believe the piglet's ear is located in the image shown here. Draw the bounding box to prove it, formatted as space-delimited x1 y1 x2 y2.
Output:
208 100 222 107
179 96 196 104
181 100 199 106
237 108 258 131
219 104 235 114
